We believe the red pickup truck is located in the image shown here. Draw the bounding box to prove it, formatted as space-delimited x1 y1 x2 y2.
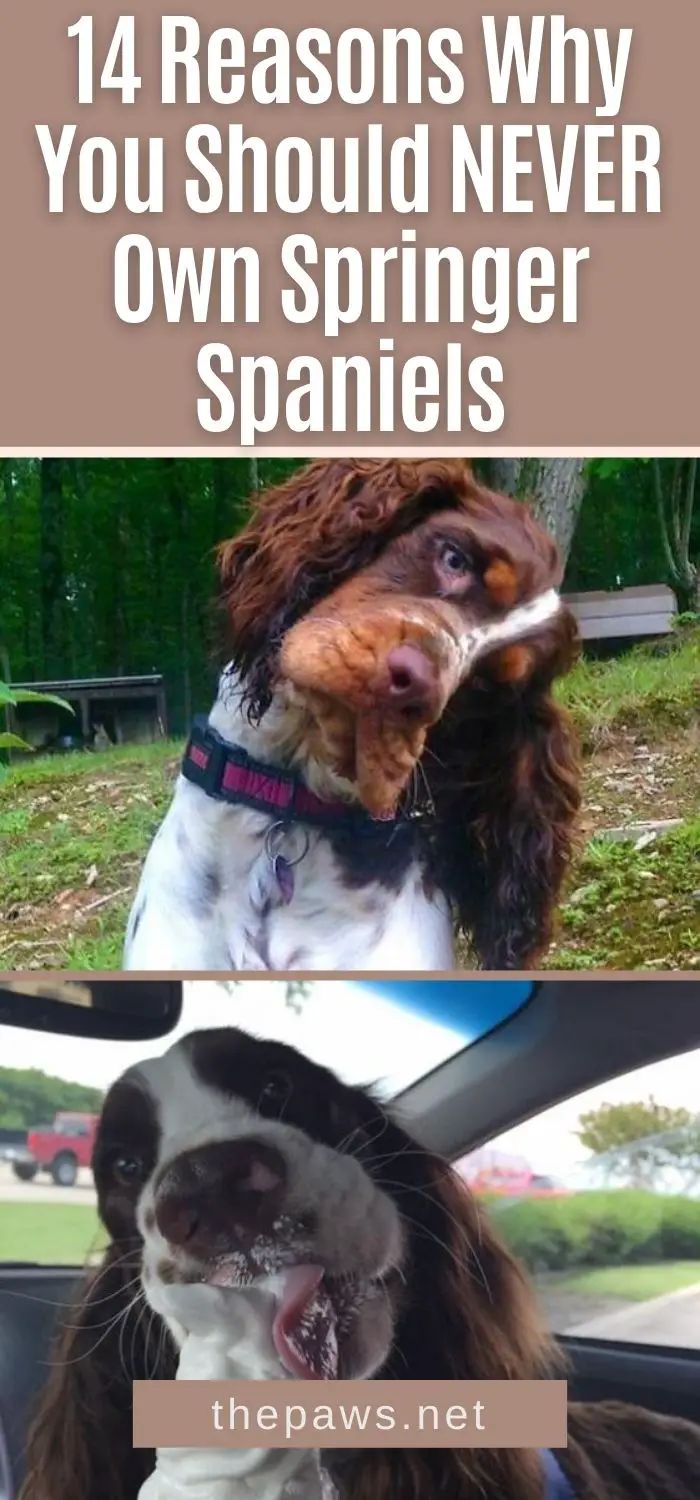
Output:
10 1112 99 1187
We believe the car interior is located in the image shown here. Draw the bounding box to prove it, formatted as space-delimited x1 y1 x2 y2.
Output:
0 977 698 1498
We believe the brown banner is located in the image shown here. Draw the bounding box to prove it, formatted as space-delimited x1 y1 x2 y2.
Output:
0 1 698 447
133 1379 568 1449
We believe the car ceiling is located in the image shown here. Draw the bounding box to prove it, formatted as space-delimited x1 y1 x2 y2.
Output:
394 980 700 1159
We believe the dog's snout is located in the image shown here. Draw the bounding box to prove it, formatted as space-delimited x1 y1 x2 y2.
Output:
154 1138 287 1255
385 645 438 712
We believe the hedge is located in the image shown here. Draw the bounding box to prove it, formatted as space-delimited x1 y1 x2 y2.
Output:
489 1191 700 1272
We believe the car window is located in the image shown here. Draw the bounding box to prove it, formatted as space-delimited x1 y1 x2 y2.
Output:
464 1048 700 1351
0 977 508 1268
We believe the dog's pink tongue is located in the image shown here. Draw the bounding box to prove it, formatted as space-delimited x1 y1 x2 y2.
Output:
273 1265 338 1381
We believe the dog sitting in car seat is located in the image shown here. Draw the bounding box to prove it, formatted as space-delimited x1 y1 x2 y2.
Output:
21 1029 700 1500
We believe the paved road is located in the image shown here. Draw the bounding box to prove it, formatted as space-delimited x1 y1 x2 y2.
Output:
0 1160 96 1206
568 1283 700 1349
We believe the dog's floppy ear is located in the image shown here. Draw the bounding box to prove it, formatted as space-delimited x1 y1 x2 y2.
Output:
426 609 580 969
216 457 476 719
20 1245 175 1500
337 1156 552 1500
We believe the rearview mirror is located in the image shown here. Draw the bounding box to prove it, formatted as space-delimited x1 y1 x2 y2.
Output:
0 979 182 1040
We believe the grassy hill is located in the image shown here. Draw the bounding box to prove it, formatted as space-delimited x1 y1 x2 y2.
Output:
1 627 698 971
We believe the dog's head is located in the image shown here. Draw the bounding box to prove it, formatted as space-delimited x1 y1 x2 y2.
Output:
93 1028 549 1387
219 461 581 966
23 1028 554 1500
94 1028 403 1381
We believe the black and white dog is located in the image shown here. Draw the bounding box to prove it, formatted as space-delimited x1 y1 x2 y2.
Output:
22 1029 700 1500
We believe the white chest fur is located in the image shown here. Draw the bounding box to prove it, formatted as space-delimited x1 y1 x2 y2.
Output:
124 676 453 972
125 776 453 971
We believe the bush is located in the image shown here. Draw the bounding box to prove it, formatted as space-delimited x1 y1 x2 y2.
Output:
492 1190 666 1272
658 1197 700 1258
488 1199 574 1273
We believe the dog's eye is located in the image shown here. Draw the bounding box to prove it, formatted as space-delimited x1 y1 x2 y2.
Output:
438 540 471 575
258 1071 293 1116
112 1154 144 1186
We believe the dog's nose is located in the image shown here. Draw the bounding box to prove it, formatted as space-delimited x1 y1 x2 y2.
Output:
385 645 439 712
154 1139 287 1255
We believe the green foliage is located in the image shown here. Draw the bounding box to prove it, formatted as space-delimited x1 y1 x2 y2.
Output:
556 625 700 748
0 457 305 736
567 457 700 597
551 816 700 971
0 680 73 757
0 1065 103 1129
658 1198 700 1258
575 1098 697 1190
0 739 178 969
1 455 697 741
493 1190 700 1271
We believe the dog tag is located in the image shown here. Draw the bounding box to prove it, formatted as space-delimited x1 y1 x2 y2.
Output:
274 854 295 904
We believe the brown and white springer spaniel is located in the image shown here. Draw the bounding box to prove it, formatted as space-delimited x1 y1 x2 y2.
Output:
125 460 581 971
21 1029 700 1500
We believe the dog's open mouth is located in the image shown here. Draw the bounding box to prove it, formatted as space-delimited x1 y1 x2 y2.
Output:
203 1247 387 1380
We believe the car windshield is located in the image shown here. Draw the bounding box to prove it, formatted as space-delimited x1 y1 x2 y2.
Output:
0 979 534 1267
0 977 533 1098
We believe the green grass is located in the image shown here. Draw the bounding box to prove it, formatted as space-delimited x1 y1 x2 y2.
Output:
548 816 700 970
0 740 180 968
1 631 698 970
0 738 176 792
558 1262 700 1302
0 1202 105 1265
558 625 700 748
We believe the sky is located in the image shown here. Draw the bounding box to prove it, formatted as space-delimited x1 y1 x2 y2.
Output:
1 980 698 1179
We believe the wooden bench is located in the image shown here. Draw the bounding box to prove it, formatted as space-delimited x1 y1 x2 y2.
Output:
6 674 167 749
562 584 678 641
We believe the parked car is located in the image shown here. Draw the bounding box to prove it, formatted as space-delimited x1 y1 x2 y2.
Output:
456 1147 570 1197
10 1112 98 1187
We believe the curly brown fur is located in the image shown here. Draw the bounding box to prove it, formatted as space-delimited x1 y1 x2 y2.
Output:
219 459 494 719
218 458 580 966
424 612 581 967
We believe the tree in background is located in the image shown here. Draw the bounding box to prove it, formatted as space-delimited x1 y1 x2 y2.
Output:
484 458 587 561
652 458 699 612
3 455 694 740
568 458 700 608
0 1067 103 1129
576 1097 700 1191
0 457 304 734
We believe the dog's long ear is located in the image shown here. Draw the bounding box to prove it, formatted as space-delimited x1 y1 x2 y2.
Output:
20 1244 175 1500
217 457 476 718
337 1157 554 1499
425 609 580 969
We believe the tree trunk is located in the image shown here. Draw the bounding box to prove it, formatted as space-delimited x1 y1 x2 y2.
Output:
39 458 65 676
0 460 15 550
164 460 192 726
485 458 587 564
652 458 699 611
